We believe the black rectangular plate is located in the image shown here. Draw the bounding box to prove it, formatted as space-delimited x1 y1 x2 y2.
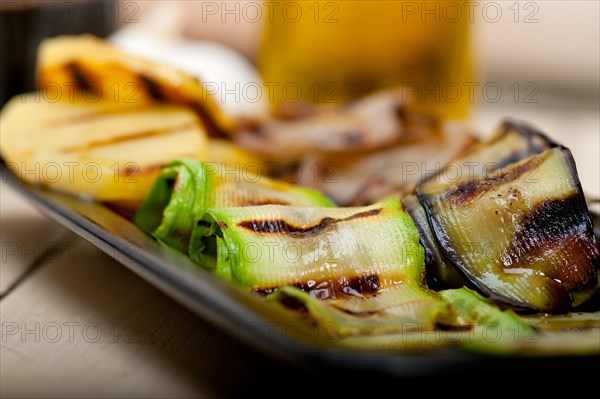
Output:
2 159 598 376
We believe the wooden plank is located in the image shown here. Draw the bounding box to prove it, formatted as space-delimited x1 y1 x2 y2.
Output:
0 236 309 398
0 182 69 295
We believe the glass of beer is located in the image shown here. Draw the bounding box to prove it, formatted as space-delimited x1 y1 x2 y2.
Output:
259 0 473 119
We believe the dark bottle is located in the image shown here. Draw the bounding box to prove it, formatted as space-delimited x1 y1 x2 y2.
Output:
0 1 117 107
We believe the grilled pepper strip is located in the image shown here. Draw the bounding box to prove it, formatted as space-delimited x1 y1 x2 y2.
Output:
134 158 335 253
418 147 600 313
192 199 425 295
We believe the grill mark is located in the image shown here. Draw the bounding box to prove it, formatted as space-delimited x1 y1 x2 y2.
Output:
188 102 226 139
506 195 599 289
66 61 92 91
255 274 381 299
141 80 227 138
237 208 381 237
278 296 309 313
493 149 534 171
45 107 155 127
421 121 551 187
60 64 226 138
332 307 378 317
444 154 545 204
138 73 166 101
122 156 196 176
517 196 592 245
59 123 196 153
239 199 290 206
435 323 474 332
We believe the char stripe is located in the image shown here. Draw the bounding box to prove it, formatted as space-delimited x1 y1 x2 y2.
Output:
237 208 381 237
138 74 166 101
66 61 92 91
59 123 196 153
444 154 545 204
254 273 381 299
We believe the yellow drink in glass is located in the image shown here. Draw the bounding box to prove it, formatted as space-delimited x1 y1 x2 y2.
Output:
259 0 473 119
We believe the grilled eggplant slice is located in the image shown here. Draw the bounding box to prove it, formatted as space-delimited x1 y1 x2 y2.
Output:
418 147 600 313
134 158 334 252
420 119 555 189
410 119 559 290
402 194 467 290
191 199 424 294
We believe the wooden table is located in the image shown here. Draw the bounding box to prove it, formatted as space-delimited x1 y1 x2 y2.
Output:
1 101 598 397
1 182 323 397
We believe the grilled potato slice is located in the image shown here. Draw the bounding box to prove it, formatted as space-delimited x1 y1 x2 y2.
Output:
0 93 208 201
37 35 235 137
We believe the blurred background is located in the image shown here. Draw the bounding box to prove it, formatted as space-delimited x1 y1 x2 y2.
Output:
1 0 598 196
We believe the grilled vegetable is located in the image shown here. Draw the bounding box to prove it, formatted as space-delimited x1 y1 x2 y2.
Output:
202 139 268 171
442 288 600 355
439 288 538 354
267 286 534 350
135 158 334 253
408 120 556 290
192 199 423 293
268 285 454 344
420 119 555 189
37 35 235 137
402 194 466 290
0 93 207 201
522 311 600 331
440 288 534 337
299 123 477 205
235 89 426 160
418 147 600 313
